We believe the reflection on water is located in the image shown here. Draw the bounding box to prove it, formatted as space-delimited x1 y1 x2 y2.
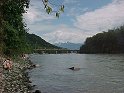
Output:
29 54 124 93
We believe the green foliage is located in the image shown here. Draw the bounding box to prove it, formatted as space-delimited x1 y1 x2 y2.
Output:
0 0 30 56
56 12 60 18
80 26 124 54
46 6 52 14
42 0 64 18
25 33 60 49
60 5 64 12
0 0 5 54
0 0 64 56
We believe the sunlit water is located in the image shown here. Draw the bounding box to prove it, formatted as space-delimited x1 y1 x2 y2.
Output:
29 54 124 93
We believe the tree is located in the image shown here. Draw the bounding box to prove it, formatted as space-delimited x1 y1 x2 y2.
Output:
0 0 30 56
80 26 124 54
0 0 6 54
0 0 64 56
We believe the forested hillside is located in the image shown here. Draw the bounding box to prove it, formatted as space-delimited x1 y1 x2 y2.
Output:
80 26 124 54
26 33 60 49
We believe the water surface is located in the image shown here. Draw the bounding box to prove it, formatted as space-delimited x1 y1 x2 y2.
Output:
29 54 124 93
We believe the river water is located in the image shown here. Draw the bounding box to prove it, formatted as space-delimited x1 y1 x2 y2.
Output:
29 54 124 93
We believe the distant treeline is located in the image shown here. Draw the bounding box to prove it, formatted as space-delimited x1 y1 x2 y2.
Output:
80 26 124 54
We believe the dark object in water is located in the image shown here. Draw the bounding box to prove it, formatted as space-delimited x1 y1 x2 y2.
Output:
34 90 41 93
32 64 36 68
69 67 75 70
69 67 80 71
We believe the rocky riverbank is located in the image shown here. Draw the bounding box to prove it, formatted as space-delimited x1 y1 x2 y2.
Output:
2 57 35 93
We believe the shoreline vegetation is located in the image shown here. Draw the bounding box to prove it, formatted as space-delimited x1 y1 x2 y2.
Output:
80 26 124 54
0 55 38 93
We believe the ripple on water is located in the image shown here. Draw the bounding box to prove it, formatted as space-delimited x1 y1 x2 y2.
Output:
29 54 124 93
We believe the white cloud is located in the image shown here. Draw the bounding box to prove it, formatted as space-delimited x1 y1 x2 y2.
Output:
41 25 88 43
23 0 124 44
67 7 89 17
75 0 124 35
23 0 55 24
23 7 39 23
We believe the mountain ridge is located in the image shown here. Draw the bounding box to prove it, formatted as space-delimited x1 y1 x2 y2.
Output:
26 33 60 49
54 42 82 50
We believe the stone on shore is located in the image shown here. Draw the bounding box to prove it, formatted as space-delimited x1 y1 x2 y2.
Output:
2 57 33 93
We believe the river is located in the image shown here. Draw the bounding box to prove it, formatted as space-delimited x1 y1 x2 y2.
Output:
29 54 124 93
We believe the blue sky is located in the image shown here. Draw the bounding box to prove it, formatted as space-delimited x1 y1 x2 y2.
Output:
23 0 124 44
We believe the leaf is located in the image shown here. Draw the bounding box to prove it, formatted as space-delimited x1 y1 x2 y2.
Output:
46 6 52 14
44 4 47 9
60 5 64 12
56 12 59 18
44 0 48 3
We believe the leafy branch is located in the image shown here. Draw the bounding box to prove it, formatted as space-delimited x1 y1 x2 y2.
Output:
42 0 64 18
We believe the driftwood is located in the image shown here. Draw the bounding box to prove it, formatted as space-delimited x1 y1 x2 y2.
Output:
69 67 80 71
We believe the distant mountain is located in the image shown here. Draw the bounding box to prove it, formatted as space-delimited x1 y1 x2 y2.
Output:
26 33 60 49
54 42 82 50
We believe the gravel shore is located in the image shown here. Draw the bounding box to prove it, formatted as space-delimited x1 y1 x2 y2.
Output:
2 57 34 93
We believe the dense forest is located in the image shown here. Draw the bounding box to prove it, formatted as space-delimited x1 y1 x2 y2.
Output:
26 33 60 49
0 0 31 56
0 0 60 56
80 26 124 54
